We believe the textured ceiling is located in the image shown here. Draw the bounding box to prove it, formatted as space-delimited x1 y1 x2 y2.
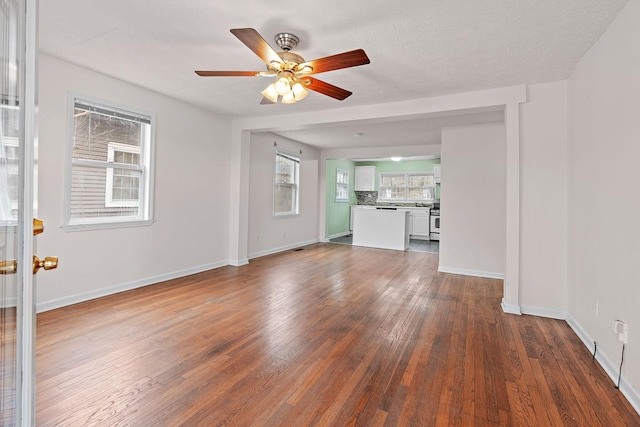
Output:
39 0 628 149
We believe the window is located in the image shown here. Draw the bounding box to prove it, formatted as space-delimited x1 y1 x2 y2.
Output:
274 151 300 216
0 104 19 221
335 169 349 202
63 94 155 230
105 142 141 207
378 172 435 202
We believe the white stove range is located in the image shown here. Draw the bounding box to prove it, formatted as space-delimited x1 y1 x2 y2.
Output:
430 209 440 241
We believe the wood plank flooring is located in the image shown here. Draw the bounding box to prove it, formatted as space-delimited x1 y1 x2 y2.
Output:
35 243 640 426
1 307 17 425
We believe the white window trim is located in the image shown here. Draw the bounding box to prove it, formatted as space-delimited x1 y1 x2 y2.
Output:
62 92 156 232
273 150 300 217
335 169 349 202
377 171 435 203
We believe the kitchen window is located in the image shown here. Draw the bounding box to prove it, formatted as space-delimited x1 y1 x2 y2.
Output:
274 151 300 216
63 94 155 230
335 169 349 202
378 172 435 202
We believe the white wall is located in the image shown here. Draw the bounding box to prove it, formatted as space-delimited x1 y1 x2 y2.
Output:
519 81 568 317
439 123 506 278
247 132 320 258
567 0 640 407
229 86 526 263
36 55 232 310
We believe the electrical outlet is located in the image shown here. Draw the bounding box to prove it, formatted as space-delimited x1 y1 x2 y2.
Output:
613 320 628 344
592 301 599 316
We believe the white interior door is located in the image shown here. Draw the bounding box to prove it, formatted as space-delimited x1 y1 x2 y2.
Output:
1 0 40 425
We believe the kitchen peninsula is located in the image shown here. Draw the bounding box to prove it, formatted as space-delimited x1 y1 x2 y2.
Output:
352 208 410 251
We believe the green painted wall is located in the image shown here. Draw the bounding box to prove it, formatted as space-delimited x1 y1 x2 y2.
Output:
356 158 441 198
325 158 441 239
325 159 356 238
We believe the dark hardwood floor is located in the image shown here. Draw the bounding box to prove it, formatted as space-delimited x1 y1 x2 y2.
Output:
35 243 640 426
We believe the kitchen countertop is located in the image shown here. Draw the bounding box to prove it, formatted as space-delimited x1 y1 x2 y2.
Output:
351 204 432 209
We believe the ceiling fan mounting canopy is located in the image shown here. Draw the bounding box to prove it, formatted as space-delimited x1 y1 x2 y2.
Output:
194 28 370 103
274 32 299 51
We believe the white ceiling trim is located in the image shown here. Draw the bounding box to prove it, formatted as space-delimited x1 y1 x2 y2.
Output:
233 84 526 134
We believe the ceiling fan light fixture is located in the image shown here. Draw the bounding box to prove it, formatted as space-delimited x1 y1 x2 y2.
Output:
261 83 279 103
275 76 292 95
281 91 297 104
291 82 308 100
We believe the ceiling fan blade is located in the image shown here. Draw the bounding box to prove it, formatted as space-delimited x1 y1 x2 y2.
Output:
304 77 352 100
230 28 282 65
195 71 262 76
302 49 370 74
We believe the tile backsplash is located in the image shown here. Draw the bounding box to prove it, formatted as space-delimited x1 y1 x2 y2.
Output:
355 191 378 205
354 191 434 207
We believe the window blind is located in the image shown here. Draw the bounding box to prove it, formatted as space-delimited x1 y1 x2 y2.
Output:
74 100 152 124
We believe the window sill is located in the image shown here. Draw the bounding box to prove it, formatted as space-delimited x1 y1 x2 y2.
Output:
61 218 154 232
273 213 300 219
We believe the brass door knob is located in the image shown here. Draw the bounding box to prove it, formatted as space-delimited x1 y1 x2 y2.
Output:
0 256 58 274
0 219 57 275
34 218 44 235
0 260 18 275
33 255 58 274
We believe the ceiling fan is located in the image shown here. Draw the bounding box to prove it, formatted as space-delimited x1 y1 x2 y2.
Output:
195 28 370 104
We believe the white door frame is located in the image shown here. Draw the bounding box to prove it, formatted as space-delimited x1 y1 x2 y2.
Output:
16 0 39 425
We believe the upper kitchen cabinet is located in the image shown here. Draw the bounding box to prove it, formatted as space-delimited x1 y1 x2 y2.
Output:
354 166 376 191
434 164 441 183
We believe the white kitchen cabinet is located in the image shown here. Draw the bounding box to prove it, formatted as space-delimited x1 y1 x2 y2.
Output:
434 164 441 183
350 206 355 231
350 205 375 231
410 208 430 240
352 208 410 251
354 166 376 191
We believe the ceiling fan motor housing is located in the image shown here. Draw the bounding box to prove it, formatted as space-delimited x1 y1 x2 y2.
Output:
267 51 307 74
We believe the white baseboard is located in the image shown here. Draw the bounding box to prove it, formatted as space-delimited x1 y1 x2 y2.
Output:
566 314 640 416
438 266 505 280
520 305 567 320
501 298 522 315
37 261 229 313
501 308 639 415
229 258 249 267
1 297 17 309
248 239 318 260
